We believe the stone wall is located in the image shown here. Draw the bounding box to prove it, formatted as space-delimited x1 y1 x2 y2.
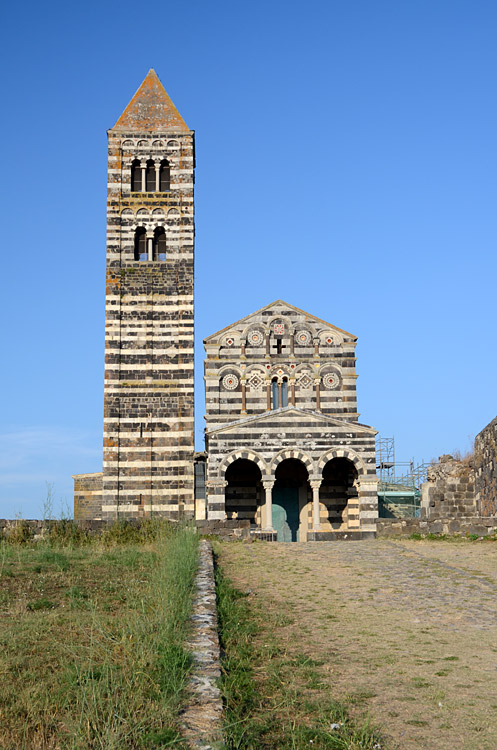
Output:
377 517 497 537
420 455 476 519
475 416 497 516
73 473 103 521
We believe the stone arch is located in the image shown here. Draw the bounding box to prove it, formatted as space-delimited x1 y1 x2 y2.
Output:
318 329 343 347
219 449 267 478
318 448 366 476
217 364 242 378
270 449 314 475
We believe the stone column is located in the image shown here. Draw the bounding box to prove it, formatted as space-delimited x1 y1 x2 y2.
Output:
147 235 154 261
262 478 274 530
310 478 322 530
314 377 321 411
289 377 296 406
277 381 282 409
241 378 247 414
155 163 161 192
314 338 320 356
266 379 271 410
141 163 147 192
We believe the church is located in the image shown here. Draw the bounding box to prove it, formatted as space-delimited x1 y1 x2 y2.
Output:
73 70 378 540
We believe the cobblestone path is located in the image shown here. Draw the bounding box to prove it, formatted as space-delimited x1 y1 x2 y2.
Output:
219 539 497 750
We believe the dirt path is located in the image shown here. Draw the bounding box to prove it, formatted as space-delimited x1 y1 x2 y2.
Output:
218 539 497 750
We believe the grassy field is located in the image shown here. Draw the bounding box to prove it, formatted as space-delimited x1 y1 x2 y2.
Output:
215 537 497 750
0 522 198 750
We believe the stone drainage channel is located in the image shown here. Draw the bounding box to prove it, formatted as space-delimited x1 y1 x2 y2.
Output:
182 540 224 749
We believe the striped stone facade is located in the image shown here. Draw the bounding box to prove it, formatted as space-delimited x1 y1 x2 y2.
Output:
203 302 378 539
74 70 195 521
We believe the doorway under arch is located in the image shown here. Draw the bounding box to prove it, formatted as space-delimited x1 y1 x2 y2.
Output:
319 457 358 529
225 459 261 523
273 458 309 541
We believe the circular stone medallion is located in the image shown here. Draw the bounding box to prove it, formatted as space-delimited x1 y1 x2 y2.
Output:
296 330 312 346
248 330 264 346
323 372 340 390
222 374 239 390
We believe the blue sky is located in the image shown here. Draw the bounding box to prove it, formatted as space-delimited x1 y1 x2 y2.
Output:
1 0 495 518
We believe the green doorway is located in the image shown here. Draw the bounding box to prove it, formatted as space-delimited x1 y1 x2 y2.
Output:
273 487 300 542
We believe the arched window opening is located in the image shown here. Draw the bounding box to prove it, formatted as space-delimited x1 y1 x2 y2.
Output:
154 228 166 261
146 160 156 192
281 378 288 408
134 227 147 261
131 160 141 192
159 160 170 192
272 378 279 409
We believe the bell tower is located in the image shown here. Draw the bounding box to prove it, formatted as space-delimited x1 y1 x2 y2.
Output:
102 70 195 518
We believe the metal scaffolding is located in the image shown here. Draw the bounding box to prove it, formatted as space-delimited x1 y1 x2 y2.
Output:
376 436 430 518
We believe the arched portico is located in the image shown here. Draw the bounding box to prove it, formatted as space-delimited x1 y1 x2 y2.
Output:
319 457 359 530
263 458 310 541
225 458 262 523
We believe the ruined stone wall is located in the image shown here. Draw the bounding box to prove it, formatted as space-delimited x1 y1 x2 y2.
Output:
73 473 103 521
102 130 195 520
475 416 497 516
377 517 497 537
420 455 476 519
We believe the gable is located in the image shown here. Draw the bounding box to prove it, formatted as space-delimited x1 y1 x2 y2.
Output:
207 407 376 436
204 300 356 343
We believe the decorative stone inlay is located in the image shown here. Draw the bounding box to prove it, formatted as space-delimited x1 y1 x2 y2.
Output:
295 330 311 346
222 373 239 390
181 540 223 748
298 373 313 389
323 372 340 390
273 322 285 336
248 373 264 390
247 329 264 346
224 336 235 347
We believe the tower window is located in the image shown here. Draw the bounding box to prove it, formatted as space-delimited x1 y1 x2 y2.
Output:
131 160 141 192
154 228 167 261
146 160 156 192
134 227 147 261
159 160 170 192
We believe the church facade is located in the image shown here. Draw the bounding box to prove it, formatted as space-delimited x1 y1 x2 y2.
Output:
73 71 378 539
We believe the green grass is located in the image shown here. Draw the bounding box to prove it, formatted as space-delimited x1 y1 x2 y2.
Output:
0 522 198 749
214 553 383 749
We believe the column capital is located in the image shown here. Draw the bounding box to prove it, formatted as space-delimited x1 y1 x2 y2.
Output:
262 479 274 491
310 479 322 491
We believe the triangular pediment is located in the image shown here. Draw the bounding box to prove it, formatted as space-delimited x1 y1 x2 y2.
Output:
207 407 376 435
204 300 356 343
112 69 190 133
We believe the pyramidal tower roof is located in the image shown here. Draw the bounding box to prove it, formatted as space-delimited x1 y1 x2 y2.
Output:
112 69 190 133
